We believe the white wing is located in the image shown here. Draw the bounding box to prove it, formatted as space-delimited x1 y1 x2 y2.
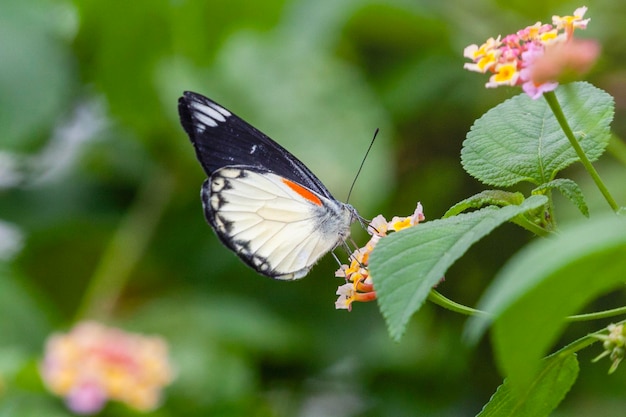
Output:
203 167 354 280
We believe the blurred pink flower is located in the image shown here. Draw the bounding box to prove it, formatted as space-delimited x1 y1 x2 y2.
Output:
40 321 175 415
528 39 600 85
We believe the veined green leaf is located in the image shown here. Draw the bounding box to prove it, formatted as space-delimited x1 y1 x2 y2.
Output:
461 82 613 187
466 214 626 392
371 195 547 341
445 190 525 217
533 178 589 217
476 354 579 417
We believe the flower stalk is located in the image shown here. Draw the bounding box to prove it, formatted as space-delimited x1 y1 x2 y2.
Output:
427 290 489 318
543 90 620 212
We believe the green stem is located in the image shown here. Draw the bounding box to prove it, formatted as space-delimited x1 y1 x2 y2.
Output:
511 215 551 237
429 289 626 322
552 318 626 359
431 290 625 362
549 328 604 359
544 190 557 230
543 91 620 212
565 305 626 322
428 290 489 317
75 168 174 321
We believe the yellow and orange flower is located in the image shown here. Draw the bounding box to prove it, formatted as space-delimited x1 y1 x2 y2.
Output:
335 203 424 311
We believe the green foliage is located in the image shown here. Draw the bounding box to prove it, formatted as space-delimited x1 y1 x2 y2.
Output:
466 214 626 392
477 354 579 417
532 178 589 217
445 190 525 217
461 83 613 187
371 195 547 341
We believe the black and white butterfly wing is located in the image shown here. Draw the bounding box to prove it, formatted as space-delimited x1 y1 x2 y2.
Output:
178 92 357 280
178 91 335 200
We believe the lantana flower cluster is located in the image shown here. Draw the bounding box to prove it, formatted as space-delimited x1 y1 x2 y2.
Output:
335 203 425 311
40 321 175 415
463 6 595 99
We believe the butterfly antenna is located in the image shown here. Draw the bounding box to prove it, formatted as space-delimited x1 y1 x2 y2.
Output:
346 128 379 204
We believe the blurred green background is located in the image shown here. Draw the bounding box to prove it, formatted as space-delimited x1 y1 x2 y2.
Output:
2 0 626 415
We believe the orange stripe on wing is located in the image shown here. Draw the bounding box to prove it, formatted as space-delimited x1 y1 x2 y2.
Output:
282 178 322 206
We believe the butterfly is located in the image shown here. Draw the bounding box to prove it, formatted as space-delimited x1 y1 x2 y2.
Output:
178 91 360 280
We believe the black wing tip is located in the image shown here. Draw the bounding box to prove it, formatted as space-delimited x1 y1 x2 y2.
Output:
178 91 193 106
178 91 201 115
177 94 196 138
180 90 197 100
177 91 232 124
178 91 204 115
178 91 222 138
179 91 217 108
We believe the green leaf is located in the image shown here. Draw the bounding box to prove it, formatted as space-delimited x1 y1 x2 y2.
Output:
371 195 547 341
533 178 589 217
465 214 626 391
461 82 613 187
477 353 579 417
445 190 525 217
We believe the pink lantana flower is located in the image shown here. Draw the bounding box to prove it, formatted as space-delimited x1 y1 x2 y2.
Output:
463 6 596 99
40 321 175 415
519 42 560 99
335 203 424 311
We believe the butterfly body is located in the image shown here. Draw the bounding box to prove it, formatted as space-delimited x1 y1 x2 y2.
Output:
178 92 358 280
